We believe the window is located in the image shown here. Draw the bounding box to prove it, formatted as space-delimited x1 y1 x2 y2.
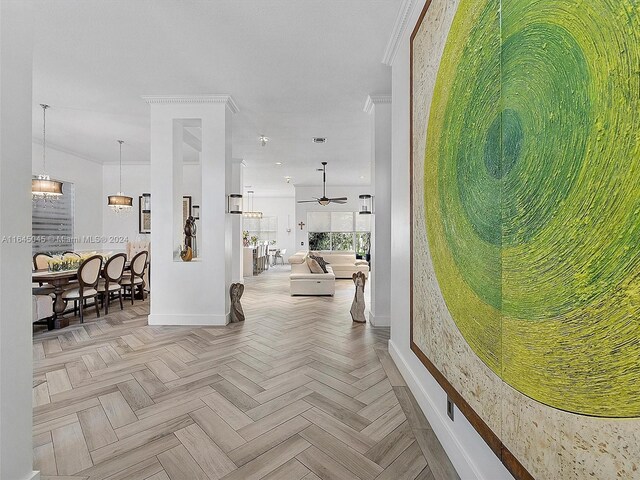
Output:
307 211 371 254
32 181 75 254
308 232 330 250
244 216 277 243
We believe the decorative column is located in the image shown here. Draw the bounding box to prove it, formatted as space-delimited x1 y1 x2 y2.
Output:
143 95 238 325
0 3 39 479
230 158 245 282
365 95 392 327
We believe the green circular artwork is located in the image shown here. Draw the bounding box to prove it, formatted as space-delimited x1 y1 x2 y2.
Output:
424 0 640 416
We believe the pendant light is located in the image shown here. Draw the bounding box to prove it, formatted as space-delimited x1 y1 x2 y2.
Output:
243 190 263 219
32 104 64 202
107 140 133 212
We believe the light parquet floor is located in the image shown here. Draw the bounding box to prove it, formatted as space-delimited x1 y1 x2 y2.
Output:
32 266 459 480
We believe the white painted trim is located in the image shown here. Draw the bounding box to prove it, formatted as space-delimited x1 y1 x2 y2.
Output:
368 312 390 327
141 94 239 113
148 313 229 326
382 0 421 66
363 94 392 114
388 339 483 480
23 471 40 480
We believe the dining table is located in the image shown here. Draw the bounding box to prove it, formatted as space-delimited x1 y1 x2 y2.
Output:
32 261 134 330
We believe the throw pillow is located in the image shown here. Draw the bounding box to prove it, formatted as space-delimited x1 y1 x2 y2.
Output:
306 257 324 274
309 254 329 273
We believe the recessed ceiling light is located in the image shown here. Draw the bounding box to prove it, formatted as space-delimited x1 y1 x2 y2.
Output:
275 162 282 165
360 176 365 179
259 135 269 146
312 137 327 144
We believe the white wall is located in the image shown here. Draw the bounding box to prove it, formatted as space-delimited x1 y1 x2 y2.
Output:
251 195 296 262
294 184 373 253
102 162 202 253
33 144 103 252
0 2 39 479
388 1 511 479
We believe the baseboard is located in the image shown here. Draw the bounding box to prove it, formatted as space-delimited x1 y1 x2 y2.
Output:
368 312 390 327
148 313 229 326
388 340 484 480
23 471 40 480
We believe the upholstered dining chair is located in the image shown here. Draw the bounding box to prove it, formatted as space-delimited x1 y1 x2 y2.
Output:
275 248 287 265
32 253 56 295
120 250 148 304
33 253 52 271
97 253 126 314
61 254 103 323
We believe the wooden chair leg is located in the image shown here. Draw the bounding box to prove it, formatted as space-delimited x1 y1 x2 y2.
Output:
104 292 109 314
119 290 124 310
130 286 134 305
79 299 84 323
94 296 100 318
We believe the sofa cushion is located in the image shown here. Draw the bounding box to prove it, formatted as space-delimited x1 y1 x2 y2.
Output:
306 257 325 274
309 254 329 273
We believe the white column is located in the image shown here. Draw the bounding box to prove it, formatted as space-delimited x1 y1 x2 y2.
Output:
143 95 238 326
230 159 244 282
365 95 392 327
0 3 39 480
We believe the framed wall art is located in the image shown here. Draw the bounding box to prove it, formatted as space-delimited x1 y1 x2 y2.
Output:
410 0 640 478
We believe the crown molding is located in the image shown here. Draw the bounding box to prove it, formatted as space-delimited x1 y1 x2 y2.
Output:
382 0 420 66
141 94 239 113
364 94 392 114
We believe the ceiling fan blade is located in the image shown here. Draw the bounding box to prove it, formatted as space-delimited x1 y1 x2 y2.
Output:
330 200 348 204
297 200 319 203
327 197 348 201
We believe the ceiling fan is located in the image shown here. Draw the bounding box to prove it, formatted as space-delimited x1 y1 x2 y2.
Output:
297 162 348 206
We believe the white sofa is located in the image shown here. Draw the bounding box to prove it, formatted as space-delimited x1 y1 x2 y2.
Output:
305 251 369 279
289 252 335 296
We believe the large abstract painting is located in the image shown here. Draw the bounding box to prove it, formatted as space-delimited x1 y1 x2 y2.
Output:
411 0 640 478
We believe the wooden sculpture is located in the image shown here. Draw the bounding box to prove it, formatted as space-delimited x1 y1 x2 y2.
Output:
184 215 196 251
350 272 366 323
229 282 245 323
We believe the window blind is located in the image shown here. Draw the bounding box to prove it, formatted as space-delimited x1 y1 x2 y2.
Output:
32 181 75 254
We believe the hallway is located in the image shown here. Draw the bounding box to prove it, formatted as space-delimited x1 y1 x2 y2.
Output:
32 268 458 480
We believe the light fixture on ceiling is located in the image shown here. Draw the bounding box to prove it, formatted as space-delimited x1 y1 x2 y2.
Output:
297 162 347 206
284 176 291 184
107 140 133 213
312 137 327 144
259 135 269 147
275 162 282 166
32 104 64 203
243 190 263 219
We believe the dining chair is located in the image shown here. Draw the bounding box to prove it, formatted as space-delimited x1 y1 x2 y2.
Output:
97 253 126 314
33 253 52 271
121 250 148 304
61 254 103 323
62 251 81 257
275 248 287 265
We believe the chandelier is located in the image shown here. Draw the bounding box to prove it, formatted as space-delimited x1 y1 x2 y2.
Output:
243 190 263 219
107 140 133 212
32 104 63 203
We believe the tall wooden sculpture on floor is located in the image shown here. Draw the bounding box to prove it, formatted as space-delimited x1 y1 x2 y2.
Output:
350 272 366 323
229 282 245 323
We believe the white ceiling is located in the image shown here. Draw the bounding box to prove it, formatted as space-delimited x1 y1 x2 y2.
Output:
32 0 399 196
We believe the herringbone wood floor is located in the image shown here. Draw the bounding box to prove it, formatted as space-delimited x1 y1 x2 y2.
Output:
33 266 459 480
